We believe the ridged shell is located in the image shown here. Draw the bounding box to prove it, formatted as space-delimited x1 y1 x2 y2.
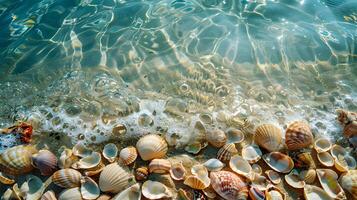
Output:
169 162 186 180
304 185 333 200
52 169 82 188
242 144 262 164
226 129 244 144
203 158 225 172
300 168 316 184
249 186 265 200
229 155 253 179
285 121 313 150
71 152 101 169
102 143 118 163
32 150 58 176
265 170 281 184
284 169 305 189
339 170 357 199
0 145 37 175
210 171 249 200
135 166 149 181
41 190 57 200
184 175 208 190
263 152 294 173
191 164 210 186
217 143 238 162
111 183 141 200
58 149 78 169
206 130 227 148
58 187 82 200
80 177 100 200
149 159 171 173
317 152 334 167
316 169 346 199
119 146 138 165
142 180 171 199
254 124 282 152
96 194 112 200
0 172 15 185
136 134 168 161
98 163 131 193
314 138 332 153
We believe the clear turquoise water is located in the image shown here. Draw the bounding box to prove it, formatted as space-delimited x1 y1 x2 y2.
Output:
0 0 356 147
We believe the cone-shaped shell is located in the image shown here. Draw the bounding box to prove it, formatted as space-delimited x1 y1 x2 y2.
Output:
53 169 82 188
263 152 294 173
217 143 238 162
316 169 346 199
80 177 100 200
242 144 262 164
206 130 227 148
330 144 347 159
102 143 118 163
58 187 82 200
203 158 225 172
119 146 138 165
142 180 171 199
300 168 316 184
284 170 305 189
317 152 334 167
111 183 141 200
285 121 313 150
32 150 58 176
149 159 171 174
254 124 282 152
0 145 37 175
169 162 186 180
314 138 332 153
339 170 357 199
251 174 270 191
99 162 131 193
265 170 281 184
135 166 149 181
41 190 57 200
72 152 101 169
304 185 333 200
184 175 209 190
136 134 168 161
249 186 265 200
226 129 244 144
229 155 253 179
210 171 249 200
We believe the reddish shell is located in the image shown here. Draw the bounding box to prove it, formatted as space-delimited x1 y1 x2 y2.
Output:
285 121 313 150
210 171 248 200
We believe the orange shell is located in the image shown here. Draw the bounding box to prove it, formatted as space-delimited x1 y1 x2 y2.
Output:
210 171 248 200
285 121 313 150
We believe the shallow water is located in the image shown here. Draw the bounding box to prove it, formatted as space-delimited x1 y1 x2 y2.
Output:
0 0 356 149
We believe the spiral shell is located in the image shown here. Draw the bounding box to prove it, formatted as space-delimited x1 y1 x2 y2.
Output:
53 169 82 188
41 190 57 200
32 150 58 176
285 121 313 150
339 170 357 199
119 146 137 165
254 124 282 152
210 171 249 200
58 187 82 200
206 130 227 148
149 159 171 174
0 145 37 175
135 166 149 181
316 169 346 199
136 134 168 161
217 143 238 162
98 163 131 193
142 180 171 199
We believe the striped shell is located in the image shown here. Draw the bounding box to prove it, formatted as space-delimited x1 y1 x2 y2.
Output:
58 187 82 200
339 170 357 199
184 175 208 190
136 134 168 161
135 166 149 181
119 146 137 165
254 124 282 152
206 130 227 148
98 163 131 193
41 190 57 200
52 169 82 188
210 171 249 200
285 121 313 150
32 150 58 176
217 143 238 162
149 159 171 173
0 145 37 175
296 152 316 169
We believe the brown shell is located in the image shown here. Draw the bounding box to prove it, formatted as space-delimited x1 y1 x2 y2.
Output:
254 124 282 152
0 145 37 175
184 175 207 190
149 159 171 174
52 169 82 188
285 121 313 150
210 171 249 200
32 150 58 176
206 130 227 148
217 143 238 162
135 166 149 181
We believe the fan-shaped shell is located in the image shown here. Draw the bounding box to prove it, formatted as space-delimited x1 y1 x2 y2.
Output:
184 175 208 190
339 170 357 199
53 169 82 188
249 186 265 200
111 183 141 200
0 145 37 175
242 144 262 164
102 143 118 163
284 170 305 189
285 121 313 150
32 150 58 176
254 124 282 152
149 159 171 174
300 168 316 184
297 152 316 169
142 180 171 199
226 129 244 144
136 134 168 161
191 164 210 186
210 171 249 200
263 152 294 173
119 146 137 165
265 170 281 184
169 162 186 180
71 152 101 169
314 138 332 153
304 185 332 200
316 169 346 199
135 166 149 181
217 143 238 162
80 177 100 200
229 155 253 179
98 163 131 193
58 187 82 200
206 130 227 148
317 152 334 167
203 158 225 172
41 190 57 200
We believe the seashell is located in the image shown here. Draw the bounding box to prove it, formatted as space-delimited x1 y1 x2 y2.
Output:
32 150 58 176
254 124 282 152
339 170 357 199
149 159 171 174
304 185 333 200
330 144 347 159
53 169 82 188
226 129 244 144
96 194 112 200
177 188 192 200
135 166 149 181
229 155 253 179
265 186 286 200
184 175 208 190
242 144 262 164
58 149 78 169
296 152 316 169
285 121 313 150
249 186 265 200
136 134 168 161
317 152 334 167
0 172 15 185
142 180 171 199
41 190 57 200
210 171 249 200
25 175 51 200
102 143 118 163
206 130 227 148
203 185 217 199
184 142 202 154
169 162 186 180
252 164 263 175
80 177 100 200
71 152 101 169
217 143 238 162
251 174 270 191
263 152 294 173
265 170 281 184
83 162 105 177
300 168 316 184
99 162 131 193
111 183 141 200
72 143 92 158
58 187 82 200
314 138 332 153
119 146 138 165
316 169 346 199
203 158 225 172
191 164 210 186
334 154 356 172
284 169 305 189
0 145 37 175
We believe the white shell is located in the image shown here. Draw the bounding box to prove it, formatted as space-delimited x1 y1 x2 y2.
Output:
338 170 357 199
226 129 244 144
24 175 50 200
317 152 334 167
142 180 171 199
169 162 186 180
71 152 101 169
262 152 294 173
284 169 305 189
229 155 253 179
265 170 281 184
72 143 92 158
316 169 345 199
304 185 333 200
334 154 356 172
99 163 131 193
58 187 82 200
242 144 262 164
102 143 118 163
203 158 225 172
111 183 141 200
80 177 100 200
136 134 168 161
330 144 347 159
314 138 332 153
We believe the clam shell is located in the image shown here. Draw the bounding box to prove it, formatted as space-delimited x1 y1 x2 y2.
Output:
191 164 210 186
334 154 356 172
262 152 294 173
265 186 286 200
71 152 101 169
0 145 37 175
314 138 332 153
58 187 82 200
53 169 82 188
72 143 92 158
32 150 58 176
229 155 253 179
184 142 202 154
102 143 118 163
41 190 57 200
300 168 316 184
58 149 78 169
136 134 168 161
0 172 15 185
249 186 265 200
142 180 171 199
203 158 225 172
149 159 171 174
169 162 186 180
111 183 141 200
339 170 357 199
135 166 149 181
297 152 316 169
217 143 238 162
98 162 131 193
83 162 105 177
226 129 244 144
330 144 347 159
242 144 262 164
285 121 313 150
254 124 282 152
203 186 217 199
251 174 270 191
119 146 138 165
284 169 305 189
317 152 334 167
304 185 333 200
265 170 281 184
316 169 346 199
206 130 227 148
210 171 249 200
80 177 100 200
25 175 51 200
184 175 209 190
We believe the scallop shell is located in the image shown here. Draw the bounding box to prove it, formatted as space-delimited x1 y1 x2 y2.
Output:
229 155 253 179
265 186 286 200
72 143 92 158
252 164 263 175
265 170 281 184
71 152 101 169
111 183 141 200
119 146 138 165
136 134 168 161
339 170 357 199
53 169 82 188
285 121 313 150
58 149 78 169
80 177 100 200
98 162 131 193
242 144 262 164
249 186 265 200
58 187 82 200
206 130 227 148
226 129 244 144
0 145 37 175
334 154 356 172
96 194 112 200
254 124 282 152
330 144 347 159
142 180 171 199
300 168 316 184
41 190 57 200
284 169 305 189
191 164 210 186
149 159 171 174
169 162 186 180
102 143 118 163
297 152 316 169
0 172 15 185
262 152 294 173
184 175 209 190
314 138 332 153
217 143 238 162
32 150 58 176
210 171 249 200
304 185 333 200
316 169 346 199
135 166 149 181
203 158 225 172
184 142 202 154
317 152 334 167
